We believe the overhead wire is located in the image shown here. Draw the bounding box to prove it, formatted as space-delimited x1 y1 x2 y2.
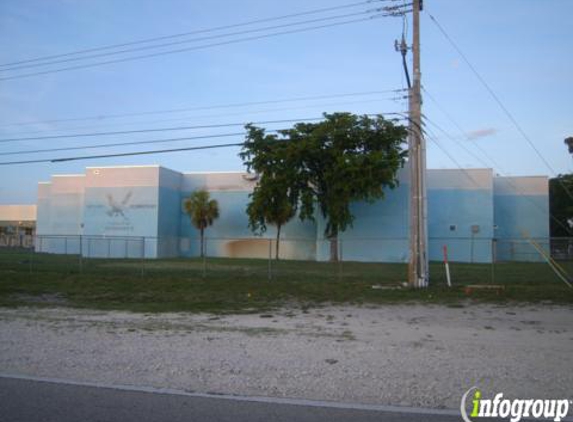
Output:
0 117 331 144
0 90 404 137
0 112 407 144
425 125 570 253
422 114 493 170
4 111 409 157
427 10 573 201
0 15 383 81
0 114 409 166
0 89 404 128
422 87 506 171
0 142 246 166
0 132 247 157
1 98 397 138
1 10 379 73
422 88 572 235
0 0 380 68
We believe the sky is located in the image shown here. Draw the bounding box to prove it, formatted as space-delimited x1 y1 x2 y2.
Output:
0 0 571 204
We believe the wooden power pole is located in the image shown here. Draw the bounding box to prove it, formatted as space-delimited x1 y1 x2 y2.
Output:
408 0 429 288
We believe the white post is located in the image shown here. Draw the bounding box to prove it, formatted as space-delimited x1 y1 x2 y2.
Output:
443 245 452 287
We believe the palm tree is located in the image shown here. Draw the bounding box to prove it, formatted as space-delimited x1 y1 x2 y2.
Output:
184 190 219 257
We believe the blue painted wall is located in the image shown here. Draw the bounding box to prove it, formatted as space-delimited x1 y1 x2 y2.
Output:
35 166 549 264
82 186 159 258
156 167 182 257
427 189 493 263
179 190 317 260
316 183 410 262
494 194 549 262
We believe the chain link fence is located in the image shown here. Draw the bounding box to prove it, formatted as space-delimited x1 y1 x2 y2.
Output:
550 238 573 260
0 233 34 248
0 234 570 283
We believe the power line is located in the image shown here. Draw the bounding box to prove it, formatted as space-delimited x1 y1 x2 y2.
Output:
421 92 572 235
422 86 507 172
0 113 406 144
2 98 398 138
425 125 571 237
0 142 246 166
0 0 378 68
0 122 411 166
0 90 404 136
0 89 403 128
422 126 483 187
422 114 492 170
1 10 375 73
0 113 409 165
2 114 409 157
0 132 247 157
0 16 382 81
427 11 573 201
0 117 325 144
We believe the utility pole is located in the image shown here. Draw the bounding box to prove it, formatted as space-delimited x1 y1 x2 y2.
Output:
408 0 429 288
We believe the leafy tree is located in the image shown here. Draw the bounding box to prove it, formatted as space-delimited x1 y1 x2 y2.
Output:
240 125 297 259
549 174 573 237
242 113 408 261
184 190 220 257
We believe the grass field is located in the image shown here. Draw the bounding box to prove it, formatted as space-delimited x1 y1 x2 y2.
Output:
0 250 572 313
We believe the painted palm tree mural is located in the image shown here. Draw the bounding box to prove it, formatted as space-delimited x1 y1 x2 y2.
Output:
184 190 219 257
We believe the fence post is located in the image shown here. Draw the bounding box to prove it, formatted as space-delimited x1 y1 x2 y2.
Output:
65 237 68 255
268 238 272 281
338 238 343 280
79 235 83 275
491 238 496 284
29 240 33 274
202 237 207 279
140 237 145 278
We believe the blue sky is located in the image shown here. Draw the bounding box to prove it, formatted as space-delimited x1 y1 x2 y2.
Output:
0 0 571 204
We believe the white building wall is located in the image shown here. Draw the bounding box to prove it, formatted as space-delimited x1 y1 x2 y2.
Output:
82 166 162 258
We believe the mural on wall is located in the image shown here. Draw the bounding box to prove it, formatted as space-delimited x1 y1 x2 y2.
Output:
84 187 158 236
34 167 550 262
106 192 132 219
103 191 134 232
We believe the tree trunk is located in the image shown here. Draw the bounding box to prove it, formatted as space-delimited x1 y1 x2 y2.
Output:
200 227 205 258
275 224 281 260
329 234 338 262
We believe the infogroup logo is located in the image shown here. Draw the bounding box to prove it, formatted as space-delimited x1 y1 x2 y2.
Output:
460 387 571 422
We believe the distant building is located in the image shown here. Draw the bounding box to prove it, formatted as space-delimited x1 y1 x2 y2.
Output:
0 205 37 247
33 165 549 263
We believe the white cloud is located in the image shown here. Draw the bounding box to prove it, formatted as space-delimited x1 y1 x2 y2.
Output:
466 128 497 140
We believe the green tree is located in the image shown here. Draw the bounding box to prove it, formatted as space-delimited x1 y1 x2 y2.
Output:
242 113 408 261
184 190 220 257
549 174 573 237
240 125 297 259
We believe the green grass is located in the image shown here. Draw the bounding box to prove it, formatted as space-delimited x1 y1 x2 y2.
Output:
0 249 572 313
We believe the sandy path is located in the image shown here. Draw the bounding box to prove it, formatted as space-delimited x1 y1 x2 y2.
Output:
0 304 571 409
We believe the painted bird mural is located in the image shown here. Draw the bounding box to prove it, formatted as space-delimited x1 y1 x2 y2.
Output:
106 192 132 218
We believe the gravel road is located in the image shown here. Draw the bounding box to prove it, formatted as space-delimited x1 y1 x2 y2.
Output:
0 303 571 409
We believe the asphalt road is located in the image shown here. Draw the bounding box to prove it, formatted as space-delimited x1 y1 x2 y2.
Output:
0 375 496 422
